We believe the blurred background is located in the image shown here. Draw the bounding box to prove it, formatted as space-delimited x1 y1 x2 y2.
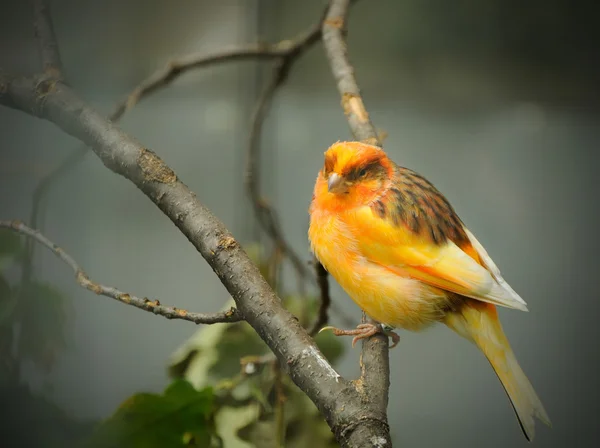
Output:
1 0 599 446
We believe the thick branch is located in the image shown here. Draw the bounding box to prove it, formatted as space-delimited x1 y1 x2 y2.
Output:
20 37 317 291
33 0 63 80
0 74 386 445
0 2 392 445
322 1 391 445
23 22 327 292
322 0 380 146
0 220 243 325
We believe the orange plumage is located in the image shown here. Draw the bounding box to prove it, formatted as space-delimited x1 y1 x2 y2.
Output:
308 141 551 440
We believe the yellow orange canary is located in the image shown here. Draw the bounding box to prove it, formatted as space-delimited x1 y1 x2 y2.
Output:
308 141 551 440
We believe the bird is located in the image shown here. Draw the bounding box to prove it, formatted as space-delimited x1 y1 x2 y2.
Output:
308 141 551 441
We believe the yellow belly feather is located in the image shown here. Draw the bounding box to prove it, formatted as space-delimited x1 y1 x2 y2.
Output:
309 209 454 331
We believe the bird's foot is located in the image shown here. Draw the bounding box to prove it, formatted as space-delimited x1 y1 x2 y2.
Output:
319 323 400 348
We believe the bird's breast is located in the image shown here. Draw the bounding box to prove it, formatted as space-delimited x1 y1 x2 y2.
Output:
308 209 451 331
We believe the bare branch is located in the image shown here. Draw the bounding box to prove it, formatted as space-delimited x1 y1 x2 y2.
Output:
23 21 327 295
24 42 301 232
309 257 331 336
322 1 392 445
246 60 311 293
244 12 326 295
0 73 388 446
33 0 63 80
0 2 394 445
323 0 380 146
0 220 243 325
113 24 323 122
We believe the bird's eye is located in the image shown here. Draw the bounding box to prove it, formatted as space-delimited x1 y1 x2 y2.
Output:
359 168 368 178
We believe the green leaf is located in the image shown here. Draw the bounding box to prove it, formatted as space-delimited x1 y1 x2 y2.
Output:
167 243 346 448
87 380 216 448
313 329 344 366
168 299 269 389
214 404 261 448
207 322 269 380
282 295 346 364
282 381 339 448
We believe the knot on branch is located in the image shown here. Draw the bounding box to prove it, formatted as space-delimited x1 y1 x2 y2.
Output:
324 17 345 29
341 93 370 123
30 76 59 114
217 236 237 251
138 148 177 183
333 414 391 447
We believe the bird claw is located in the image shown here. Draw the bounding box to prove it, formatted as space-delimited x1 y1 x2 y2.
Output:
319 323 400 349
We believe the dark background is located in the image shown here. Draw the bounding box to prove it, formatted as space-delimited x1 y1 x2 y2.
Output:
1 0 599 446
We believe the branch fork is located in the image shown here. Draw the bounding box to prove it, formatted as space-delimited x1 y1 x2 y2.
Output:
0 0 393 446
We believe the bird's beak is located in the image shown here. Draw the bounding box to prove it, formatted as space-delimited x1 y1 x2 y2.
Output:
327 173 346 193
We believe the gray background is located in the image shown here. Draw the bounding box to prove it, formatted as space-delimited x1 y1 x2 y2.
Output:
1 0 598 446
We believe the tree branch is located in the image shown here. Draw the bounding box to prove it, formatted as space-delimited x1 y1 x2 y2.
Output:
243 5 342 332
23 15 329 298
0 72 387 446
309 257 331 336
322 0 380 146
246 60 309 293
322 0 392 445
22 23 321 304
33 0 63 80
109 18 326 123
0 220 243 325
0 1 393 445
244 8 328 297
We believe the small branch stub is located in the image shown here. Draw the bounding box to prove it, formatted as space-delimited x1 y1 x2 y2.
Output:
0 221 242 325
138 148 177 184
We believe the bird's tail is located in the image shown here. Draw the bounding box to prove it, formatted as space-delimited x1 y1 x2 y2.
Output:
445 301 551 441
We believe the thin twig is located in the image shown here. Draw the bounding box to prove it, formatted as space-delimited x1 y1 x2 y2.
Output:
33 0 63 80
309 258 331 335
19 0 67 304
113 21 325 121
28 41 297 228
246 60 310 294
322 0 380 146
24 23 328 298
112 43 294 122
0 1 393 444
245 12 326 295
0 220 244 325
0 71 388 446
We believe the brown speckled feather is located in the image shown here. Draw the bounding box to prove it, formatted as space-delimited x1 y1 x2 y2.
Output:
371 164 470 247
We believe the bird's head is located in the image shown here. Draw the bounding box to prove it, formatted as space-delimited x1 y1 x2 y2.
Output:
313 141 394 210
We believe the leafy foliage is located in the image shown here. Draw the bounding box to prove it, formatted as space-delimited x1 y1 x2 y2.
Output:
100 243 344 447
167 302 343 447
87 380 216 448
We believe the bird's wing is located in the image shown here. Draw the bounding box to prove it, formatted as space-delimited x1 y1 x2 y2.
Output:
350 206 528 311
